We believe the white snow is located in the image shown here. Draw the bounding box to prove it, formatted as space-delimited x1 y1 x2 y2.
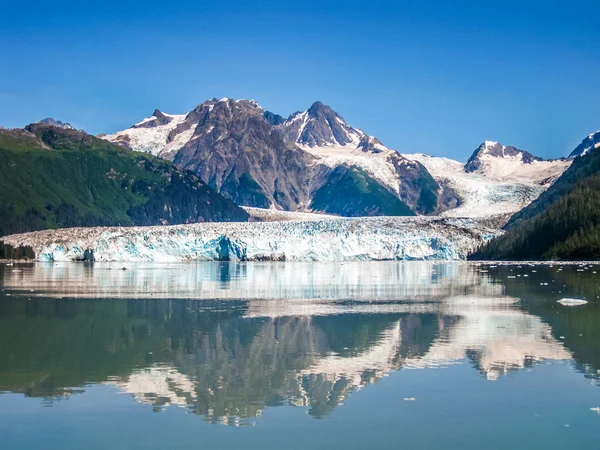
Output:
103 113 188 156
3 216 500 262
162 122 199 155
404 153 570 218
578 139 600 158
301 142 403 194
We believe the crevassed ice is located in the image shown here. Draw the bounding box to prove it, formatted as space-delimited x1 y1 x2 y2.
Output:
3 216 499 262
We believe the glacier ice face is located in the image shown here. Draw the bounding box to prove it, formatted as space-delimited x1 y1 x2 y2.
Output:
3 216 499 262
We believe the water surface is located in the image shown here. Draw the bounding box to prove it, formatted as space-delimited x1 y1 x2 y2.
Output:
1 261 599 449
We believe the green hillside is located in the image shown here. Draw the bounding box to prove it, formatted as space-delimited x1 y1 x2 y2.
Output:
0 124 248 237
470 148 600 260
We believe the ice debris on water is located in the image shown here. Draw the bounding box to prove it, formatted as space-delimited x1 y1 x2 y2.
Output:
557 298 588 306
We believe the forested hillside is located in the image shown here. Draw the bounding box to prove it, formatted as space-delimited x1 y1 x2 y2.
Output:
0 124 248 237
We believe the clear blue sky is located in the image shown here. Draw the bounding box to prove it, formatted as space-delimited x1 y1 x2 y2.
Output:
2 0 600 160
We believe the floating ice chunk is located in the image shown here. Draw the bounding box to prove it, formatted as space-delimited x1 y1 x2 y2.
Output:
557 298 588 306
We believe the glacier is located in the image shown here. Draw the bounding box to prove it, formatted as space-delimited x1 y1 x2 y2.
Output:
3 215 499 262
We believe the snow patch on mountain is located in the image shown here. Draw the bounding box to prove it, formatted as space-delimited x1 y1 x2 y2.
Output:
301 141 405 195
103 112 188 155
568 130 600 159
3 215 499 262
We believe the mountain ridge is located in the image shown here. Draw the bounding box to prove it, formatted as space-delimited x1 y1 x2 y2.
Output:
103 98 457 217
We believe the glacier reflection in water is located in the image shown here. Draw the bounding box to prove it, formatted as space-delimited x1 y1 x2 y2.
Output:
0 261 598 429
2 261 499 300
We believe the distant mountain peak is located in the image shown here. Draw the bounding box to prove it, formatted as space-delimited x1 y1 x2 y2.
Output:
132 109 176 129
38 118 73 130
465 141 542 172
282 101 362 147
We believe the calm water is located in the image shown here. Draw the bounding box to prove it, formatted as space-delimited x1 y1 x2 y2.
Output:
1 261 599 449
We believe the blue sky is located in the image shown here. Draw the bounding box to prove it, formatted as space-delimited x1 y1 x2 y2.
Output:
2 0 599 160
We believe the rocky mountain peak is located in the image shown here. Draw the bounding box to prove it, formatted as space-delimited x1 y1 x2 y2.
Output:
282 101 362 147
465 141 542 172
38 118 73 130
132 109 174 129
306 100 328 116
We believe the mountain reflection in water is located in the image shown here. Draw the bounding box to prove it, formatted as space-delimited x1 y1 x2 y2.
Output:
0 261 598 426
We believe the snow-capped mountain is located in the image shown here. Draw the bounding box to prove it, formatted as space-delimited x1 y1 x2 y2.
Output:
404 142 570 218
102 99 572 220
38 118 73 129
103 99 456 217
464 141 542 173
568 130 600 159
105 98 312 211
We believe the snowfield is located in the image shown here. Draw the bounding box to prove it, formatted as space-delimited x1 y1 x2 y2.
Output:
103 113 189 156
300 138 405 195
403 152 570 218
3 215 500 262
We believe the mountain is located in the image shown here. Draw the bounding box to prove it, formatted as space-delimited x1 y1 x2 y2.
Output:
404 141 570 221
38 118 73 129
470 132 600 260
568 130 600 159
103 99 457 217
0 124 248 237
464 141 542 173
277 101 454 215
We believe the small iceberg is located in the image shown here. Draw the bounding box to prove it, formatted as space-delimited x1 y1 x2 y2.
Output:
557 298 588 306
